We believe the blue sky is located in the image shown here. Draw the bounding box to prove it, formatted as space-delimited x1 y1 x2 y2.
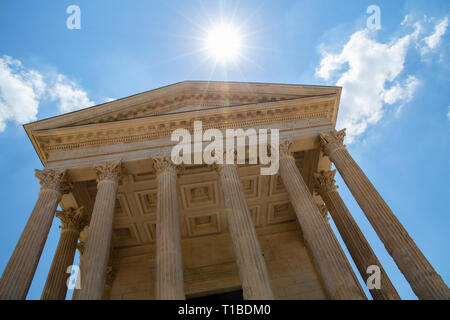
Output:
0 0 449 300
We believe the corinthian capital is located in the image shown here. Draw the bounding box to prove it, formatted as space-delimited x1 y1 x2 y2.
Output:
56 207 88 233
314 170 338 195
279 139 294 159
94 159 122 184
35 169 72 194
319 129 346 157
152 156 179 177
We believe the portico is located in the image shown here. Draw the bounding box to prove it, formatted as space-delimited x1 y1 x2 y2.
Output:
0 81 447 300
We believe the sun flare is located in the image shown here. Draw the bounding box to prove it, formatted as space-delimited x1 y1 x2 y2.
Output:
205 24 242 63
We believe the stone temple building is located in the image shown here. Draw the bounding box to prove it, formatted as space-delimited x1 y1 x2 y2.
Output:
0 81 448 300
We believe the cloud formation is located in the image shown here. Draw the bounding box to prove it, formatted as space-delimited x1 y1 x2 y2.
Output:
0 56 46 131
49 74 94 113
315 16 448 143
0 55 94 132
421 17 448 55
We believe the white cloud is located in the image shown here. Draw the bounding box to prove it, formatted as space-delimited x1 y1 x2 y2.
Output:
383 75 421 105
0 55 95 131
104 97 116 103
401 15 410 26
315 15 448 143
49 74 94 113
447 106 450 120
421 17 448 55
0 56 46 132
316 29 420 143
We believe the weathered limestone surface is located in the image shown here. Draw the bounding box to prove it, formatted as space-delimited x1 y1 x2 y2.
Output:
76 160 121 300
314 170 400 300
153 157 185 300
107 228 327 300
41 207 87 300
216 163 274 300
320 129 450 300
277 141 366 300
0 169 71 300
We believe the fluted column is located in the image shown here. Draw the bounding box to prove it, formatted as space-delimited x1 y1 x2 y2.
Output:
277 141 365 300
216 162 274 300
76 160 122 300
153 157 185 300
41 207 87 300
71 226 88 300
314 170 400 300
0 169 71 300
320 129 449 300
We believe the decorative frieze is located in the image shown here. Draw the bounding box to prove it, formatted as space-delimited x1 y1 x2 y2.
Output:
38 100 334 158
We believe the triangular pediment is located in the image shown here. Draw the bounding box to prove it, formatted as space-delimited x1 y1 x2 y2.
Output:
26 81 341 131
24 81 341 165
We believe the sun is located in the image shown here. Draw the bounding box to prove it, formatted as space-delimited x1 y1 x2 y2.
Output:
205 24 242 63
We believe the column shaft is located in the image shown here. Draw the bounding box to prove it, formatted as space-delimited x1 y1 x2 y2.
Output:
41 207 86 300
0 169 70 300
77 160 121 300
71 237 86 300
218 165 274 300
278 143 365 300
321 129 449 299
315 170 400 300
154 157 185 300
41 229 79 299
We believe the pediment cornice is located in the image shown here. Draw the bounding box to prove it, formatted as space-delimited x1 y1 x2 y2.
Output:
26 81 340 130
30 94 338 163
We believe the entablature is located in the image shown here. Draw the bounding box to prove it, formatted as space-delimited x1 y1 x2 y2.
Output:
30 94 338 164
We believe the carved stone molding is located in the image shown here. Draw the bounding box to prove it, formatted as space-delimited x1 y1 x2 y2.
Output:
314 170 339 195
71 91 314 127
35 169 72 194
94 159 122 184
319 129 346 157
56 207 87 233
37 100 334 158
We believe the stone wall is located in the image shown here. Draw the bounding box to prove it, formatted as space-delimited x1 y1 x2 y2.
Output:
107 224 327 300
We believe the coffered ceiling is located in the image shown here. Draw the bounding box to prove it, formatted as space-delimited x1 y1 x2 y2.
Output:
73 150 317 249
